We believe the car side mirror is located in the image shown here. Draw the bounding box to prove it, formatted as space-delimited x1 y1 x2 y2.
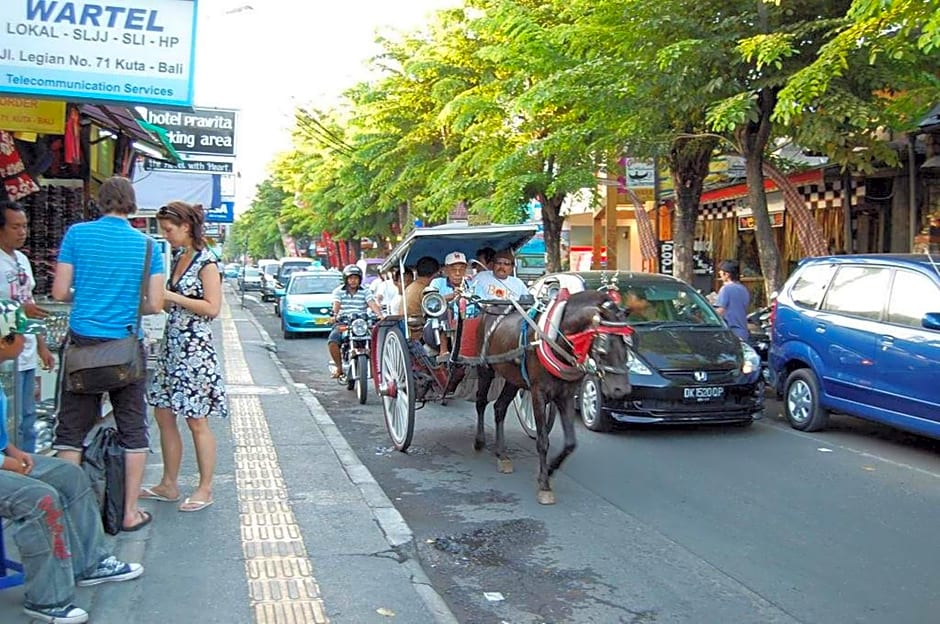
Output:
923 312 940 331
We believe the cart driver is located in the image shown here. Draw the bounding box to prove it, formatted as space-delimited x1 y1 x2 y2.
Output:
427 251 471 358
328 264 383 378
471 249 527 300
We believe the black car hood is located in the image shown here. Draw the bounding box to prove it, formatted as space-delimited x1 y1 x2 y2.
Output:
634 326 741 370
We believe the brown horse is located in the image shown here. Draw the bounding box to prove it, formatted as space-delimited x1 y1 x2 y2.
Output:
472 289 632 504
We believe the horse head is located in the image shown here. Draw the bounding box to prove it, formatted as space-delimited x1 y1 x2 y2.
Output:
559 290 632 400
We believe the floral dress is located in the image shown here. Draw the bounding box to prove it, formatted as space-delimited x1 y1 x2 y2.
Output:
147 248 228 419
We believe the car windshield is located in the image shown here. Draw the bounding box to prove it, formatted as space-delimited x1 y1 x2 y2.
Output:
580 276 723 326
243 268 261 278
289 275 341 295
263 264 279 276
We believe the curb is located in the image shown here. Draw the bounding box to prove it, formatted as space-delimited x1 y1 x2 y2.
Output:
244 312 459 624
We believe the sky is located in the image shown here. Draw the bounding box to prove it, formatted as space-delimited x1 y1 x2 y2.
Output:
191 0 460 211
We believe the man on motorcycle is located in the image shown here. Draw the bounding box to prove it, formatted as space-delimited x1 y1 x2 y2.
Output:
329 265 383 378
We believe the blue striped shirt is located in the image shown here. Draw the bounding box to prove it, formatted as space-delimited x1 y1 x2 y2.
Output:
331 285 374 315
58 216 164 339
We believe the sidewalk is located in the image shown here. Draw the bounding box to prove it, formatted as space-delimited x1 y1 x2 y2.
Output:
2 296 456 623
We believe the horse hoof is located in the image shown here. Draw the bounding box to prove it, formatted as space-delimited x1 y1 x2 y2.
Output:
497 458 513 474
537 490 556 505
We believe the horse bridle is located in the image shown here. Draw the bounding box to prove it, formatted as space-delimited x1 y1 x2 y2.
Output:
588 321 633 378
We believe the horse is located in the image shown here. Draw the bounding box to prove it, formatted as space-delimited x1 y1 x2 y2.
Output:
471 289 632 504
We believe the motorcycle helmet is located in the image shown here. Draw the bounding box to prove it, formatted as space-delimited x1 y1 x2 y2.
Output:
342 264 363 283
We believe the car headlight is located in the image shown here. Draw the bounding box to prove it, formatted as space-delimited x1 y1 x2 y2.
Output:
626 349 653 376
286 302 305 313
351 318 370 337
741 341 761 375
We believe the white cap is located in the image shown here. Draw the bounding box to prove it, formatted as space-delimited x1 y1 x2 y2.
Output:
444 251 468 266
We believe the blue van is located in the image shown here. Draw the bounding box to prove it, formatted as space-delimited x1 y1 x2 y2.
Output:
769 254 940 439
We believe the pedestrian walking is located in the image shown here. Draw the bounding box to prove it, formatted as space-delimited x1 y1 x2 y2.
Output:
0 299 143 624
715 259 750 341
144 201 226 513
51 176 165 532
0 200 55 451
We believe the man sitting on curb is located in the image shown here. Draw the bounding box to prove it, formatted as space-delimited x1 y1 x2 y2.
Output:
0 300 143 624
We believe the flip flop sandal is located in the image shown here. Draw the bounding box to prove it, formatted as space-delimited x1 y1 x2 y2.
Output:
140 486 180 503
178 498 214 513
122 510 152 532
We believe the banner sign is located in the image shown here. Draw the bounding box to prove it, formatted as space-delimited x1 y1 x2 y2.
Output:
138 106 236 156
0 96 65 133
143 157 233 173
0 0 198 107
737 211 784 231
205 200 233 223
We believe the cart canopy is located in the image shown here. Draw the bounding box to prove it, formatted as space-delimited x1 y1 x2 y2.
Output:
380 223 539 273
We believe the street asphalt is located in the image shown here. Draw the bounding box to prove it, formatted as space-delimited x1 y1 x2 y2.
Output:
1 294 457 624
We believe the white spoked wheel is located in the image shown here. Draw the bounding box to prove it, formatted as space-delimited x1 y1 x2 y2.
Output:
380 327 415 451
512 389 556 440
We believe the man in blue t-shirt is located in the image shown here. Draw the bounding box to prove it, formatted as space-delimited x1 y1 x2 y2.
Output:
715 259 750 341
0 300 143 624
51 176 164 533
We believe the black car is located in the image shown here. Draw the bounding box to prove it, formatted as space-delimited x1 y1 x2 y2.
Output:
531 271 765 431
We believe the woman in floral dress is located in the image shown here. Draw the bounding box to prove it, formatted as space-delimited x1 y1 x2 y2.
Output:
144 201 227 512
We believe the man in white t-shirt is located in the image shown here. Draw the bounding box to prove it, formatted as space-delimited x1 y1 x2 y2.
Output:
370 271 400 316
472 249 527 300
0 200 55 452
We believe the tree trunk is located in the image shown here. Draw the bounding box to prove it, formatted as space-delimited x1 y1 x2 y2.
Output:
540 192 565 273
668 136 717 284
738 87 783 298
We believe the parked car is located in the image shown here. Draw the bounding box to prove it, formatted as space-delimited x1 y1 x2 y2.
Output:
280 270 343 339
531 271 764 432
357 257 386 288
238 266 262 292
769 254 940 439
260 262 281 301
223 263 241 279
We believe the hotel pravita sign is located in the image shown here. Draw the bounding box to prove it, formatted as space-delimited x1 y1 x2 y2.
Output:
0 0 198 107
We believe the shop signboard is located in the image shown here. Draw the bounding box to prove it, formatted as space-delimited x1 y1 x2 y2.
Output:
737 211 784 230
0 96 65 133
138 106 237 157
659 240 713 275
0 0 198 107
143 158 233 174
205 200 233 224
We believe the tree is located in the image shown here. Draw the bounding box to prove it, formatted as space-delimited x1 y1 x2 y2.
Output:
228 179 289 261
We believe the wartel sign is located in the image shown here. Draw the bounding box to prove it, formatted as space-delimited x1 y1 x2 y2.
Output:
0 0 198 107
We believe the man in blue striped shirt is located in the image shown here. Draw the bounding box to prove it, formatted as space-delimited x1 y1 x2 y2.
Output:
328 264 382 378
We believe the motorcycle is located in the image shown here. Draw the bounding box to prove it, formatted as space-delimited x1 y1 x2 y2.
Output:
747 304 773 383
334 311 377 404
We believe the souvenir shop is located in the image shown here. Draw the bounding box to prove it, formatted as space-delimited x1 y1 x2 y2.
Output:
0 96 176 451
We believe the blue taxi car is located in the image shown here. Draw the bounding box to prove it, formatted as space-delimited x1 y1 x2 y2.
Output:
280 270 342 339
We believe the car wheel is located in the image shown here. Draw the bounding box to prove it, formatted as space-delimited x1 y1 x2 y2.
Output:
274 303 280 317
281 319 294 340
784 368 829 432
580 375 612 432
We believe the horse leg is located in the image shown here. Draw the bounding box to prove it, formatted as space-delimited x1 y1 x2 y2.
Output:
492 381 519 474
474 366 494 452
531 390 555 505
548 390 578 479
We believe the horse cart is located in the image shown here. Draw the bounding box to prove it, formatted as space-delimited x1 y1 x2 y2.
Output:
372 222 540 452
372 223 634 504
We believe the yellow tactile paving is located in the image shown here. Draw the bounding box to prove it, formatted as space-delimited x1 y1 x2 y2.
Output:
221 301 330 623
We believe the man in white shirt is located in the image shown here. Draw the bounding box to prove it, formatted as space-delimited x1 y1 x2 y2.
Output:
0 200 55 452
472 249 527 300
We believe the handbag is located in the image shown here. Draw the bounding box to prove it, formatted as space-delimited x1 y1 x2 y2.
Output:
64 239 152 394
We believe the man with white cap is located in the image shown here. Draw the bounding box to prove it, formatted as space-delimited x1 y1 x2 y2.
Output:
427 251 471 358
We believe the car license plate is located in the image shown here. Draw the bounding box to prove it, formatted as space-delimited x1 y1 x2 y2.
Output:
315 318 331 325
683 386 725 402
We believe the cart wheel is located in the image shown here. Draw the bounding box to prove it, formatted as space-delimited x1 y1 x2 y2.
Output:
512 390 556 440
379 326 415 451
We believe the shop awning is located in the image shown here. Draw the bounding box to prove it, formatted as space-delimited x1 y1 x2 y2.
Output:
78 104 181 163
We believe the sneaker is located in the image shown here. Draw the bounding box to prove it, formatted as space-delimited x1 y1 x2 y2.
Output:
23 602 89 624
76 556 144 587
